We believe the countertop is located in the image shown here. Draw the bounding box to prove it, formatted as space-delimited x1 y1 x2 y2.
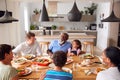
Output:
36 35 96 39
31 30 97 32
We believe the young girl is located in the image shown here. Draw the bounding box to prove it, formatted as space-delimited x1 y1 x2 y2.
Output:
68 39 82 56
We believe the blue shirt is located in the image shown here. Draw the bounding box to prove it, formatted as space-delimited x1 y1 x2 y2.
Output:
44 70 72 80
49 40 71 53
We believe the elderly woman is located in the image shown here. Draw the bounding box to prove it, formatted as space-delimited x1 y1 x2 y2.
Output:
96 46 120 80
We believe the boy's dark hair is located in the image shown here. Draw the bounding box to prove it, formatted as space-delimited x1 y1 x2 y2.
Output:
0 44 12 60
26 32 35 39
104 46 120 72
53 51 67 67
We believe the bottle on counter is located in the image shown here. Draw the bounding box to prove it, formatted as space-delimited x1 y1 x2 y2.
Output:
43 29 46 35
49 30 51 35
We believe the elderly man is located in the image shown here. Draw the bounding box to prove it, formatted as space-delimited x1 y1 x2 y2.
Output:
13 32 41 57
47 32 71 55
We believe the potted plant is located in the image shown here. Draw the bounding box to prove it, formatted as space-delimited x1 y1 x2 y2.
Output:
30 24 35 30
84 3 97 15
33 8 41 15
32 9 41 22
51 25 57 30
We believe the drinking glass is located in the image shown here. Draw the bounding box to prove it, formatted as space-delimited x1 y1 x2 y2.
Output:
72 63 77 71
31 63 39 71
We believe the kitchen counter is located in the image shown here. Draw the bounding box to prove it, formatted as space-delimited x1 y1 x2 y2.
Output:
36 34 96 45
31 30 97 45
30 30 97 36
31 30 97 34
36 35 96 39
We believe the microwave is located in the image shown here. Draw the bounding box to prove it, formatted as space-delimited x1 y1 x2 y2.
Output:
90 24 97 30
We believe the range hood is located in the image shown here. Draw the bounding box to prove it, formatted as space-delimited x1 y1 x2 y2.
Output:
0 0 18 23
0 10 18 23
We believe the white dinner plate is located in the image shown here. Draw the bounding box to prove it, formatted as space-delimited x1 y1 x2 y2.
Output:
62 67 72 73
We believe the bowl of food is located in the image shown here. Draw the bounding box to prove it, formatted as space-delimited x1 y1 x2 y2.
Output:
17 67 32 76
24 54 36 60
33 57 52 66
14 57 27 65
84 54 94 59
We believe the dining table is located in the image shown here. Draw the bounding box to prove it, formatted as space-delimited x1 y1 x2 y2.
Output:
11 55 107 80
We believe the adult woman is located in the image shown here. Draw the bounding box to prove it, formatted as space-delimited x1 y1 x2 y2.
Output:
0 44 18 80
96 46 120 80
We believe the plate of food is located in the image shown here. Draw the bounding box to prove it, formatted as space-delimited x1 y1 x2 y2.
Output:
79 59 91 66
33 57 52 66
66 58 73 64
95 67 106 74
17 67 32 76
14 57 27 65
24 54 36 60
84 54 94 59
62 67 72 73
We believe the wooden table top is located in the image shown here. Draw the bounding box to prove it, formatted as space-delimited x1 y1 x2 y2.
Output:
12 56 107 80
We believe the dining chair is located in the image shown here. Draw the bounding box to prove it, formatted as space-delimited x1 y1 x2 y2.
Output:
39 41 50 55
82 41 94 55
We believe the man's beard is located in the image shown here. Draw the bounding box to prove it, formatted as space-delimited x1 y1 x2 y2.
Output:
59 40 65 45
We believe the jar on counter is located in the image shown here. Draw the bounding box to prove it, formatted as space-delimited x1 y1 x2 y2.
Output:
43 29 46 35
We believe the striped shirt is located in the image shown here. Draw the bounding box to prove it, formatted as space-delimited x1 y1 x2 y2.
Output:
44 70 72 80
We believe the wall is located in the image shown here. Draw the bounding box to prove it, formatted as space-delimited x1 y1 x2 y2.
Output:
57 1 91 14
0 0 24 46
28 1 95 30
108 1 120 47
96 1 120 51
96 2 110 50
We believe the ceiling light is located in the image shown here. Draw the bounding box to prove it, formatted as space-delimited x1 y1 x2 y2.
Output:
39 0 49 21
101 0 120 22
0 0 18 23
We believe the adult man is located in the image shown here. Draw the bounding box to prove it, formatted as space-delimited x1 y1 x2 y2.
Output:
0 44 18 80
47 32 71 55
13 32 41 57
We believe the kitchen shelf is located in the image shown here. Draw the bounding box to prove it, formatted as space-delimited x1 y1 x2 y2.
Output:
48 15 96 22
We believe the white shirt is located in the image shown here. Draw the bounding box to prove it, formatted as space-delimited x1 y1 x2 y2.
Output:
96 67 120 80
12 41 41 56
0 62 17 80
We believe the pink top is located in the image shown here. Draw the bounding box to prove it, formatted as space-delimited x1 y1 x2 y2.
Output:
68 48 81 55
